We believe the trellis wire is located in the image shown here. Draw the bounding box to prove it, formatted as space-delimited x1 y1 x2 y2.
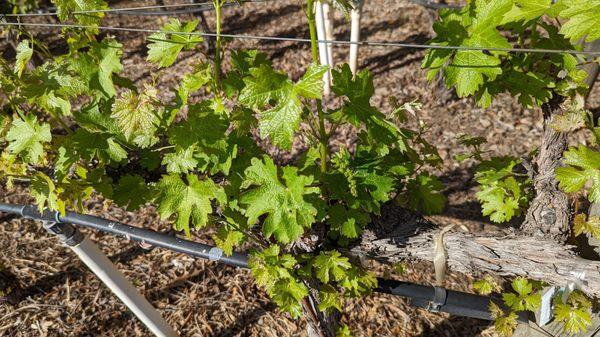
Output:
2 0 460 17
0 1 268 17
1 21 599 57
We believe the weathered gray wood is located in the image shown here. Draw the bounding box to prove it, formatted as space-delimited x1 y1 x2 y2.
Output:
352 214 600 298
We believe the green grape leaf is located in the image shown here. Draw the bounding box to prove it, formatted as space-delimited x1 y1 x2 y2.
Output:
239 64 326 149
67 39 124 97
318 284 343 313
294 64 329 99
156 174 223 236
168 102 236 175
328 204 370 239
473 275 501 295
477 177 522 223
340 266 378 297
54 0 107 25
14 40 33 78
89 39 123 97
162 146 199 174
239 64 290 108
30 172 64 214
556 0 600 42
501 0 552 24
573 213 600 240
336 325 353 337
167 65 212 123
248 246 306 318
258 92 302 149
444 50 503 97
111 88 161 148
249 245 297 289
213 226 244 256
490 301 519 337
406 173 447 215
502 277 541 312
6 115 51 164
112 175 152 211
270 278 308 319
312 250 352 284
470 0 514 32
475 157 530 223
554 302 592 334
62 129 127 165
147 19 203 68
240 156 320 243
502 68 554 108
556 146 600 202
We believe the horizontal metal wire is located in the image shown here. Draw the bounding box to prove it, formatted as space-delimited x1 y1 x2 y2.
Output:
1 21 599 56
0 0 269 17
2 0 460 17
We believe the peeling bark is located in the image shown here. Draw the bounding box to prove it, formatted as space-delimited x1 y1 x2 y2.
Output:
520 97 571 240
352 214 600 298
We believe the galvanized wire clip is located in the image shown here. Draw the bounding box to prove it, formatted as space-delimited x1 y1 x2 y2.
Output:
428 286 448 312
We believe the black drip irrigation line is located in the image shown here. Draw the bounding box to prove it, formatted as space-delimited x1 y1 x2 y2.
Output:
0 202 509 322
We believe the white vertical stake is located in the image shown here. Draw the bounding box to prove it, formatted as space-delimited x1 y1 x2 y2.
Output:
315 0 331 95
349 1 363 75
323 2 334 71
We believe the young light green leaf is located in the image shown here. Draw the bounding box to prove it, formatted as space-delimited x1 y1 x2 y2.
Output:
240 156 320 243
6 115 51 164
14 40 33 78
111 88 161 148
554 302 592 334
556 146 600 202
156 174 223 236
294 64 329 99
312 250 352 284
213 226 244 256
444 50 503 97
162 146 199 174
270 278 308 319
318 284 343 313
501 0 552 24
473 275 501 295
556 0 600 42
502 277 541 312
147 19 202 68
54 0 107 25
573 213 600 240
336 325 353 337
490 301 519 337
30 172 64 214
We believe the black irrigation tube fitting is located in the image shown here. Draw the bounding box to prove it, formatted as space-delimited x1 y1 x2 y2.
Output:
1 202 504 321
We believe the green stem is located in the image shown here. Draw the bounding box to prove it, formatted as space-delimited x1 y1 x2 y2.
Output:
214 0 223 92
306 0 328 175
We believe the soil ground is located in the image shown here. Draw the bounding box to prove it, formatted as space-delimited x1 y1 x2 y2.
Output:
1 0 600 336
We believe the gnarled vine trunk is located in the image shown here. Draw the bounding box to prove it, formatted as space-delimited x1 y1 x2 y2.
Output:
520 97 571 240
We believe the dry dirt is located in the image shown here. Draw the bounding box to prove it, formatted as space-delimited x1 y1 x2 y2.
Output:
1 0 600 336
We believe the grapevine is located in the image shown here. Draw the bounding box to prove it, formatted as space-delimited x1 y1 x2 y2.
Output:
0 0 599 336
